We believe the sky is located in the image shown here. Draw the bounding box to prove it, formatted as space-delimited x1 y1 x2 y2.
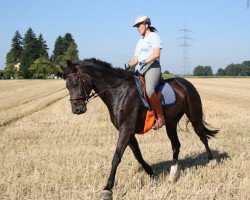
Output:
0 0 249 74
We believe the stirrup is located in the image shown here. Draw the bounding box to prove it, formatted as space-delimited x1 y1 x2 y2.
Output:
152 118 165 130
152 119 160 130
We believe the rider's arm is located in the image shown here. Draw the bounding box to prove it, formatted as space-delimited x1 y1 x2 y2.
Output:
128 56 138 68
145 48 161 64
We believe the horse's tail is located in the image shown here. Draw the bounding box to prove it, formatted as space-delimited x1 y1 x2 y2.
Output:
176 78 219 139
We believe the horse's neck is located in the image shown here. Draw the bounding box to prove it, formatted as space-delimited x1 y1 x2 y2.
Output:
89 70 137 129
80 65 133 103
93 74 121 93
91 72 132 106
82 69 122 97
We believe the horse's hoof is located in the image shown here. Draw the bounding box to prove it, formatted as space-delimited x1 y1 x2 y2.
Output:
208 159 218 168
100 190 113 200
169 164 180 183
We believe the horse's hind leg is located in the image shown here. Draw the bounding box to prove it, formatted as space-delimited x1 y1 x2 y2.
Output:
165 115 182 165
186 109 217 165
129 135 154 177
184 95 214 161
190 122 218 167
192 122 214 160
165 116 182 182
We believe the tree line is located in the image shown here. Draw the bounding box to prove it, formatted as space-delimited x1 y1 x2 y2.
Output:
4 28 79 79
193 61 250 76
3 28 249 78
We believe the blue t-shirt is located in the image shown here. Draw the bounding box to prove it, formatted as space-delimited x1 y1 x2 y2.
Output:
134 32 162 71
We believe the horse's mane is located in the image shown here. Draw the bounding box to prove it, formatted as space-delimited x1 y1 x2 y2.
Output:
79 58 133 77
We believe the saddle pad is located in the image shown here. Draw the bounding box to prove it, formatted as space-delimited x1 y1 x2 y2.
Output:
157 81 176 106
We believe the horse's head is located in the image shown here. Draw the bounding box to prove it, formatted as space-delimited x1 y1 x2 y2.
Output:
64 60 93 115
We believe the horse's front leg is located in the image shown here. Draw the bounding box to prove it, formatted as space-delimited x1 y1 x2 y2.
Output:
129 135 153 177
100 129 131 200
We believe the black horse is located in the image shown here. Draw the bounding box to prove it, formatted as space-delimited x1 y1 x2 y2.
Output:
64 58 218 199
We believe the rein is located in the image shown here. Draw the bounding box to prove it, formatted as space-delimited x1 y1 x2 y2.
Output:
66 72 133 104
88 74 133 100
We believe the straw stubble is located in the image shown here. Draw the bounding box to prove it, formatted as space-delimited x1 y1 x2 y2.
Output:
0 78 249 199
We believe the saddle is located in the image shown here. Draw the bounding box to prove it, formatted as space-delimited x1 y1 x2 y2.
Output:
134 75 176 134
134 75 176 108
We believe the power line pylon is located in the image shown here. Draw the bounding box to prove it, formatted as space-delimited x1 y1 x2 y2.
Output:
178 26 193 75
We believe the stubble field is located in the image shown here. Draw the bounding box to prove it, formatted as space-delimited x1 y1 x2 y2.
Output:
0 78 249 200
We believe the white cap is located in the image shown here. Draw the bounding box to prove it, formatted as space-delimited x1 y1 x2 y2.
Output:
133 16 151 27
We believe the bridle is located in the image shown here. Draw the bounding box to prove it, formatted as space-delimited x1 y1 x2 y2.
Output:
66 72 133 105
66 73 91 104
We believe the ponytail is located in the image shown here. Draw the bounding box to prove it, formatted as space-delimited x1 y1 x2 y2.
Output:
148 26 157 32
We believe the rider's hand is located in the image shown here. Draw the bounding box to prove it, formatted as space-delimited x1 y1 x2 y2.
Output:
134 70 139 76
124 63 131 70
139 60 146 68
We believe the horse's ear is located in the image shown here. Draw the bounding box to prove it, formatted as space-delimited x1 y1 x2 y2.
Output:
66 60 77 72
66 60 74 68
63 61 77 79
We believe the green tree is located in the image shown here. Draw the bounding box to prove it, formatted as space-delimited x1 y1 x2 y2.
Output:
238 71 247 76
204 66 213 76
29 57 55 79
51 33 79 69
193 65 204 76
64 43 79 63
3 64 18 79
20 28 39 78
20 48 34 78
5 31 23 78
37 34 49 58
163 70 171 75
6 52 15 67
240 61 250 76
63 33 75 49
51 36 65 63
216 68 225 76
242 60 250 66
215 61 250 76
6 30 23 64
225 64 239 76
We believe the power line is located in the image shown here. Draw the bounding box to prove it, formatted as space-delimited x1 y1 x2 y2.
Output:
177 25 193 75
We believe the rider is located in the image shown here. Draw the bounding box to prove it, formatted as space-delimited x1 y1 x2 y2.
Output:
128 15 165 129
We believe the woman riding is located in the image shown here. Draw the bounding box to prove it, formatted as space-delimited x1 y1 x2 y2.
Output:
128 15 165 129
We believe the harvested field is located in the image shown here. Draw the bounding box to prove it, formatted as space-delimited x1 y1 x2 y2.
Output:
0 78 249 199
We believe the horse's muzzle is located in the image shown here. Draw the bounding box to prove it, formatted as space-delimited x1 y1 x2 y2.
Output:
72 104 87 115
